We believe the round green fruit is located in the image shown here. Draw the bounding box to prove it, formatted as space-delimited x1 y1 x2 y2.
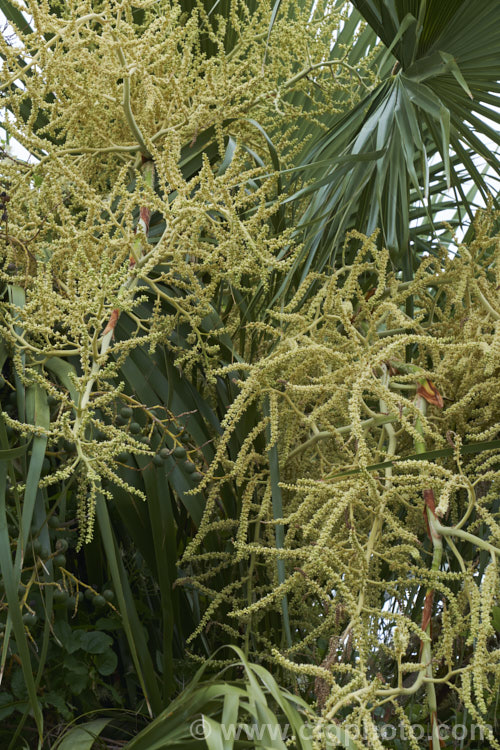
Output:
48 515 60 528
191 472 203 483
55 538 69 553
183 461 196 473
84 588 94 601
54 588 68 604
22 613 37 626
120 406 133 419
173 446 186 459
53 553 66 568
152 454 164 467
129 422 141 435
93 594 106 608
103 589 115 602
116 451 129 463
159 447 170 459
32 539 43 555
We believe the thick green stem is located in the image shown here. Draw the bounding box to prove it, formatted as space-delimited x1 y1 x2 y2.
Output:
286 411 406 462
114 43 150 156
434 522 500 557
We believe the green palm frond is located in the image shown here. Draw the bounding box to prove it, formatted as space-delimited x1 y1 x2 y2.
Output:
279 0 500 296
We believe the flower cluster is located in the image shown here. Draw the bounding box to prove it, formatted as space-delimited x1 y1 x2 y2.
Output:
183 227 500 743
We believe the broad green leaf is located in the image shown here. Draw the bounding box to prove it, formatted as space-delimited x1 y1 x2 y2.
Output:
55 719 111 750
73 630 113 655
95 649 118 676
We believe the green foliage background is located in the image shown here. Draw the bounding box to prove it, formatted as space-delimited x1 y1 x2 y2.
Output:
0 1 499 748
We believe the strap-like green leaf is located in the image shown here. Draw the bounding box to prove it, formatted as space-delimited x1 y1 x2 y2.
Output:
0 443 29 460
329 438 500 481
54 719 111 750
95 493 162 715
0 414 43 741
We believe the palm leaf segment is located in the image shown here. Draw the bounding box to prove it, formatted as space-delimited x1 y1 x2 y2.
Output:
288 0 500 287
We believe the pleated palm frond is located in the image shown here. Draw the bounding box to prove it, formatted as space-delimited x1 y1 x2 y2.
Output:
279 0 500 295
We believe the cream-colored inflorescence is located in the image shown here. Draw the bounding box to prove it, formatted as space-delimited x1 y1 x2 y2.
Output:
183 230 500 742
1 1 499 742
1 0 365 542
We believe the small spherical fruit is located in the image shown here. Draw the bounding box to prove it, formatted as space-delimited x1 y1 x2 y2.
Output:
93 594 106 608
66 595 76 610
159 447 170 459
120 406 133 419
55 538 69 553
32 539 43 555
84 588 94 601
115 415 127 426
191 472 203 483
129 422 141 435
22 612 37 626
54 588 68 604
53 553 66 568
152 454 164 467
173 446 186 459
116 451 129 463
103 589 115 602
183 461 196 474
48 515 60 529
139 436 150 446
